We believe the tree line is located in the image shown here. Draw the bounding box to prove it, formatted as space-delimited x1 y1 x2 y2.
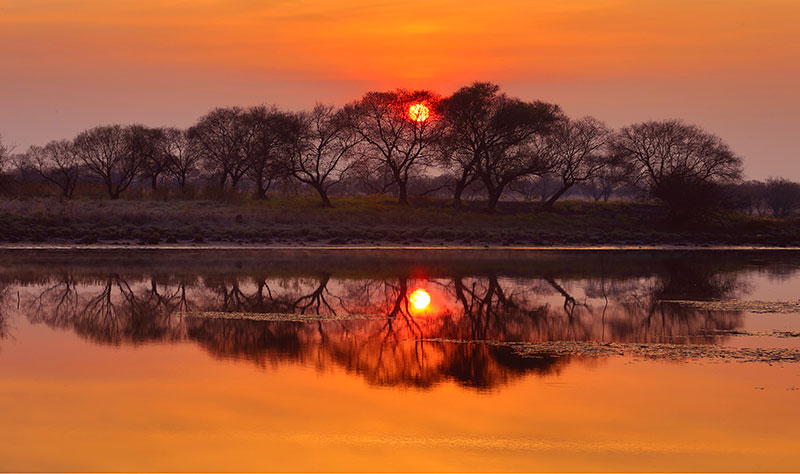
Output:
2 81 797 218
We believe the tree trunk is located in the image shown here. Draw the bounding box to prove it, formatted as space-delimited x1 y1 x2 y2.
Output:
397 180 409 205
150 174 158 190
314 184 332 207
602 185 613 202
255 179 268 199
543 183 573 209
453 180 466 208
106 180 118 200
487 188 502 211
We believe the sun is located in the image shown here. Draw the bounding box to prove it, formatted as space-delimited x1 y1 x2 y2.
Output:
408 103 430 123
409 288 431 310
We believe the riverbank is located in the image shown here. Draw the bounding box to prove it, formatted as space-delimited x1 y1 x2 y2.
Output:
1 196 798 247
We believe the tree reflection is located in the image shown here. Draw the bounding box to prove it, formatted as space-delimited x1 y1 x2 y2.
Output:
1 253 776 389
27 275 187 345
0 282 12 346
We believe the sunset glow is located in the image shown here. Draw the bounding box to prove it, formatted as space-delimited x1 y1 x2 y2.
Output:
1 1 799 179
409 289 431 310
2 2 800 472
408 104 430 123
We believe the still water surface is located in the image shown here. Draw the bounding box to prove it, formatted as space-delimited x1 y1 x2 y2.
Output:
1 249 799 471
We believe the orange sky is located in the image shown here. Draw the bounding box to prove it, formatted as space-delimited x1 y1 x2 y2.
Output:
1 0 798 178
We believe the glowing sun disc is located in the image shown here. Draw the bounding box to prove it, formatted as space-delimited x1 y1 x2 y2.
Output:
409 289 431 310
408 103 430 123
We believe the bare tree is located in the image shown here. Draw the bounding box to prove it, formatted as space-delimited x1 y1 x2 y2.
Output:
26 140 82 198
130 126 170 190
763 178 800 217
470 96 561 211
188 107 250 189
611 120 743 219
244 106 296 199
162 128 199 188
540 116 611 209
288 104 361 206
345 89 442 205
586 153 635 202
439 82 557 208
438 83 495 207
74 125 144 199
509 174 561 202
344 157 396 195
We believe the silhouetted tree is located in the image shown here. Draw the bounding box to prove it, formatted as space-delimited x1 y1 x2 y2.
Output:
509 174 561 202
438 82 498 207
26 139 82 198
161 127 199 189
540 116 611 209
129 125 170 190
586 152 635 201
345 157 396 195
345 89 442 204
74 125 145 199
188 107 250 189
244 106 296 199
439 82 561 210
471 99 561 211
611 120 742 220
763 178 800 217
288 104 361 206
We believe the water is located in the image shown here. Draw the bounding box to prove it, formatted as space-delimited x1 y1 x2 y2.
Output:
1 249 799 471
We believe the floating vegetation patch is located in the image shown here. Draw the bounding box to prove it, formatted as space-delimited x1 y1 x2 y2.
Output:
660 299 800 314
418 338 800 363
697 329 800 338
182 311 384 322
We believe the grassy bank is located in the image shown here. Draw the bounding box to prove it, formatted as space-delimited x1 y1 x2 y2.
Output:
0 195 798 247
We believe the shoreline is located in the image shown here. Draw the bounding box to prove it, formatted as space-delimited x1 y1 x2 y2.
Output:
2 242 800 251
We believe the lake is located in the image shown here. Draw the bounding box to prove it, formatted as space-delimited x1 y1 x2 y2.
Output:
1 249 799 471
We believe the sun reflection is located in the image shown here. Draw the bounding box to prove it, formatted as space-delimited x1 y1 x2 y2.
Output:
408 103 429 123
409 289 431 310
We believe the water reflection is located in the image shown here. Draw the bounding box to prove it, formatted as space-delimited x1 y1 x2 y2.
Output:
1 250 797 390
